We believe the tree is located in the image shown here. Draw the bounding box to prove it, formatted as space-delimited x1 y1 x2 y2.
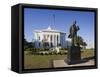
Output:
74 36 87 48
24 37 35 51
24 38 27 44
24 38 28 50
82 42 87 49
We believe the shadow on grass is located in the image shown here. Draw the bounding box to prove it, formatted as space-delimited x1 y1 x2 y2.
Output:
64 56 95 65
81 56 95 62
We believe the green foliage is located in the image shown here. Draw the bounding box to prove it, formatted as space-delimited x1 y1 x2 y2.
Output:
60 48 68 50
74 36 87 48
24 37 35 51
25 49 67 55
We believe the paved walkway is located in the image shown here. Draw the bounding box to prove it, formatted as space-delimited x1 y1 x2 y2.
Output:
53 59 94 68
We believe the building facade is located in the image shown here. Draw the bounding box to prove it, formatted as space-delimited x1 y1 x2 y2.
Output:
33 26 66 48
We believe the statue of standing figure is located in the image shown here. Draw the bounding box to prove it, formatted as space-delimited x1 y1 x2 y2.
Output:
67 20 81 64
68 20 80 46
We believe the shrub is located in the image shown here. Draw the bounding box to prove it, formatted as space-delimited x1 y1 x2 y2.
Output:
43 48 49 51
60 48 68 50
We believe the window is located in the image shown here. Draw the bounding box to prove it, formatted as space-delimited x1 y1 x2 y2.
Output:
50 35 52 41
39 42 40 47
38 36 40 40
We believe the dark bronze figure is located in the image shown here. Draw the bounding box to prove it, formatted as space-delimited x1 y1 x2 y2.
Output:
68 20 80 46
67 20 81 64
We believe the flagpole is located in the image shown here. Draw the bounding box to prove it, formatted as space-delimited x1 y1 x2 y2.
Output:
53 14 55 29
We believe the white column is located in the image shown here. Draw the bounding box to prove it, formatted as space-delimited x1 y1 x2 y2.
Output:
52 35 54 47
55 35 57 46
54 35 56 47
49 35 50 47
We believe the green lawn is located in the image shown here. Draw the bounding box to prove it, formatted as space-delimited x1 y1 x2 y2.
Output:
81 49 94 58
24 50 94 69
24 54 66 69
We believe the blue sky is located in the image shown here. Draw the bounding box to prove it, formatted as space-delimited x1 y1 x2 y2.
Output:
24 8 95 48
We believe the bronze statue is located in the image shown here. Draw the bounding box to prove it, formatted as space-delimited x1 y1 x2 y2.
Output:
67 20 81 64
68 20 80 46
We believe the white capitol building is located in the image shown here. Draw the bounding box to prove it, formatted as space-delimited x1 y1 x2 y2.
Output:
33 26 69 48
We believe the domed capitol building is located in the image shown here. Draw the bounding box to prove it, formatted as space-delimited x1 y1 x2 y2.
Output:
33 26 67 48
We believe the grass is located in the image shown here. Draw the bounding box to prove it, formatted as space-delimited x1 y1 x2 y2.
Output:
24 54 66 69
81 50 94 58
24 49 94 69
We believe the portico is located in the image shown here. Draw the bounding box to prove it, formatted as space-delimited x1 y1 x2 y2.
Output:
34 26 66 48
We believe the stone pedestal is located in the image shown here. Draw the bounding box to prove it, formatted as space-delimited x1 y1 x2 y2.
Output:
67 46 81 64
